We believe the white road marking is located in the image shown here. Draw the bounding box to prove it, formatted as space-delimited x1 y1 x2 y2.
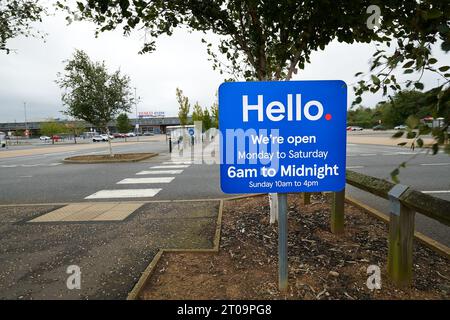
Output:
359 153 377 156
117 177 175 184
162 161 192 165
21 164 39 167
19 175 33 178
136 170 183 175
346 166 364 169
85 189 162 199
48 163 62 166
420 163 450 166
151 165 190 169
0 165 17 168
421 190 450 194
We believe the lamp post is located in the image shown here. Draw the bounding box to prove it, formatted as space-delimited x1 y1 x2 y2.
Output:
24 102 28 138
134 87 139 141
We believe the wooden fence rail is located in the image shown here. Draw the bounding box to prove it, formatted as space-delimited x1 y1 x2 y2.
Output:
327 170 450 287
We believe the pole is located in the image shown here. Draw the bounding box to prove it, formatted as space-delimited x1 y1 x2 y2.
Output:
278 193 288 292
24 102 28 138
134 87 139 141
169 137 172 153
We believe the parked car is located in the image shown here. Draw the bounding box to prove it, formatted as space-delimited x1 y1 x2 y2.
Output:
143 131 154 136
347 126 363 131
394 125 407 130
93 135 108 142
126 132 136 137
40 136 51 141
373 125 386 131
113 133 126 138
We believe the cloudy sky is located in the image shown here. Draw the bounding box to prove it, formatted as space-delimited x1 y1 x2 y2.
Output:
0 6 446 123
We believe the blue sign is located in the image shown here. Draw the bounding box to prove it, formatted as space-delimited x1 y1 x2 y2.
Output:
188 128 195 136
219 80 347 193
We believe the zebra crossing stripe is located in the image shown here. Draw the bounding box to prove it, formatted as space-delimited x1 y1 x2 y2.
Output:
85 189 162 199
151 165 189 169
117 177 175 184
136 170 183 175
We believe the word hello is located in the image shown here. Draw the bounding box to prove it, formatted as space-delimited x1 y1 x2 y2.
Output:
243 94 331 122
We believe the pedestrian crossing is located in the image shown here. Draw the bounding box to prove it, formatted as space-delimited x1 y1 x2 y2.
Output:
84 158 193 200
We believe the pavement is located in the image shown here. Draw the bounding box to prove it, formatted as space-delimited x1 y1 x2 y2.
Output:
0 201 219 299
0 132 448 299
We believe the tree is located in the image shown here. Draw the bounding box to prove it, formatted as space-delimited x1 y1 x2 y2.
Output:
116 113 132 134
65 121 85 144
191 102 204 124
40 121 67 144
63 1 382 81
176 87 190 126
202 108 212 131
56 49 134 156
210 101 219 129
1 0 46 54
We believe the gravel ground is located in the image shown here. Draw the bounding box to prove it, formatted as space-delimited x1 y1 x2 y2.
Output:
0 201 219 299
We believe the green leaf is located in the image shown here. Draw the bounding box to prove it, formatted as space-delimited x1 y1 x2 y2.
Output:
354 72 363 77
403 61 414 68
428 58 437 64
371 75 380 85
404 69 414 74
406 115 419 129
390 168 400 183
438 66 450 72
406 131 416 139
392 131 404 138
417 138 424 148
397 142 407 146
414 82 424 90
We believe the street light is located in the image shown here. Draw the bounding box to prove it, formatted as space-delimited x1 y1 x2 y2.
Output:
134 87 139 141
23 102 28 138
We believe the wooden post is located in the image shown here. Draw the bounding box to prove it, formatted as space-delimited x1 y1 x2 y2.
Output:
331 189 345 234
301 192 311 205
387 184 414 287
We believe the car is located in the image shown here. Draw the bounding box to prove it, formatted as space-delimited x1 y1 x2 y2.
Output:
394 125 407 130
126 132 136 137
143 131 154 136
0 132 6 148
93 135 108 142
40 136 51 141
113 133 126 138
347 126 363 131
373 125 386 131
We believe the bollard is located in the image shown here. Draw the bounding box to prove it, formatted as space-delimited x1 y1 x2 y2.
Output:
169 137 172 153
331 189 345 234
387 184 414 287
277 193 288 292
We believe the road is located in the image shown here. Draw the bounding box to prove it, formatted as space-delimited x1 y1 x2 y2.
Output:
0 134 448 246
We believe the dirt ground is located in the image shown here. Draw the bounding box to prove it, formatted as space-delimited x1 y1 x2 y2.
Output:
141 194 449 300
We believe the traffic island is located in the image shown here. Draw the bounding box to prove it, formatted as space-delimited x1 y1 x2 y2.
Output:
63 153 157 163
138 194 449 300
